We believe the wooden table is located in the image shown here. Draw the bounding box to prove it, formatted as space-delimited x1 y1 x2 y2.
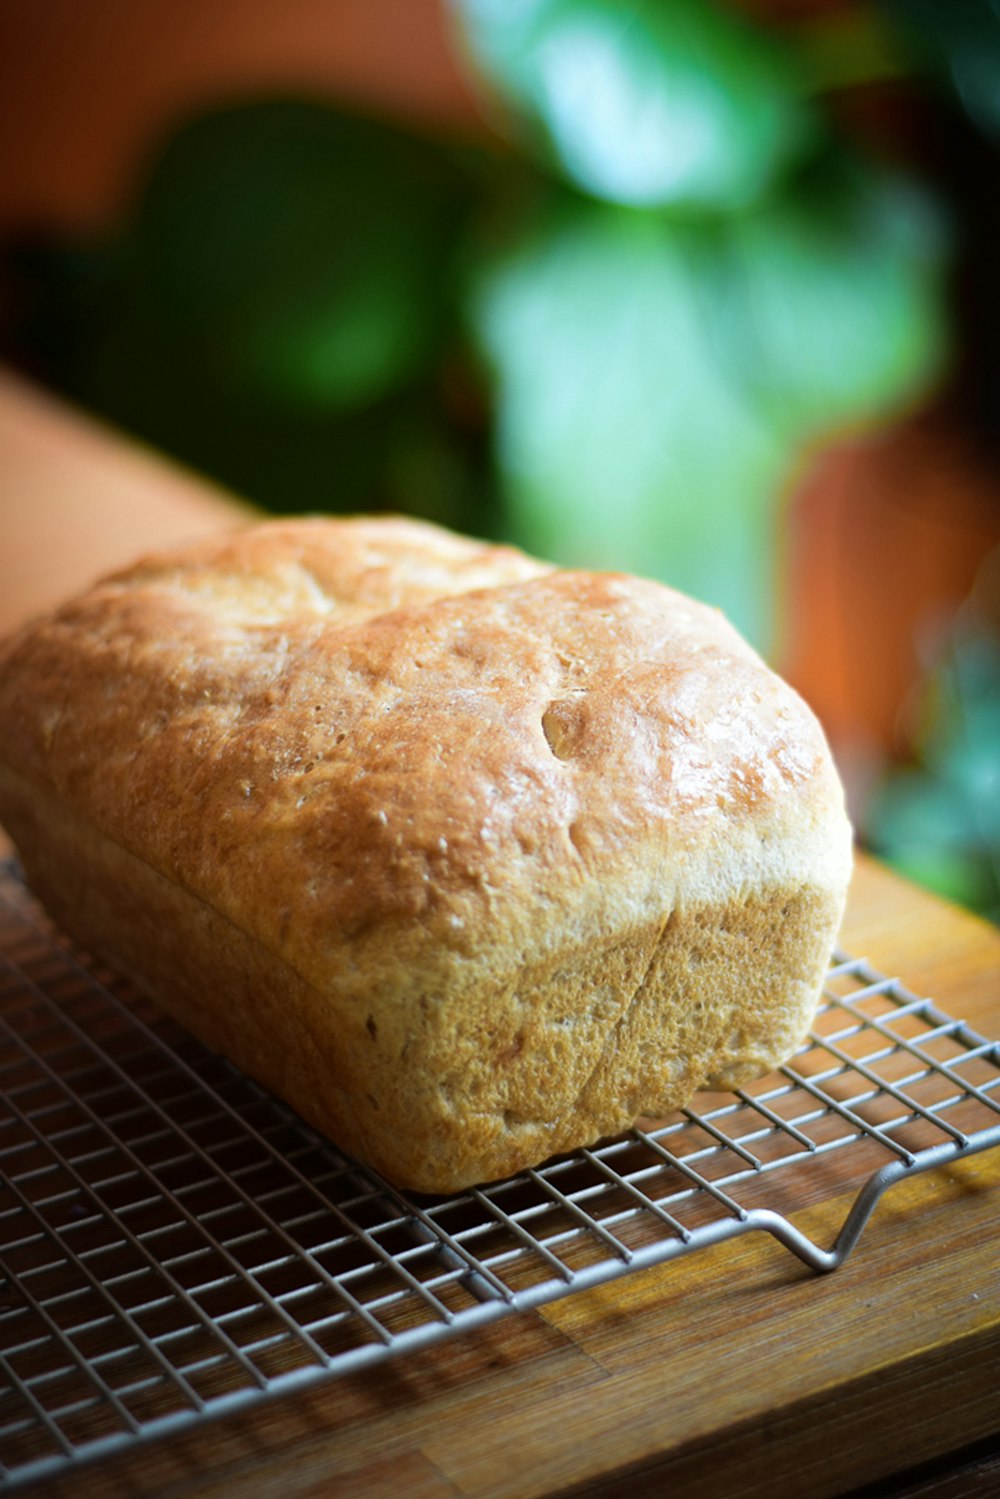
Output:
2 373 999 1498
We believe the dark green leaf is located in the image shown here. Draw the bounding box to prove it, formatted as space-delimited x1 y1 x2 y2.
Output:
451 0 812 211
887 0 1000 140
132 101 477 411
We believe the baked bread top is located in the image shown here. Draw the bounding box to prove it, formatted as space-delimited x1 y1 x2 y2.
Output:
0 514 848 987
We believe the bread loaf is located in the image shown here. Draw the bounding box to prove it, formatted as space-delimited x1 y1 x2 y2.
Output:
0 515 852 1192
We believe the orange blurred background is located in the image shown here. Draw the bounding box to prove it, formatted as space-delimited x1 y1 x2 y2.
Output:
0 0 479 237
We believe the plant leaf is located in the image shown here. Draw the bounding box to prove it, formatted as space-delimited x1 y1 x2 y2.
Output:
869 769 998 915
469 163 947 647
696 163 948 443
470 198 787 645
888 0 1000 141
132 101 477 411
451 0 811 211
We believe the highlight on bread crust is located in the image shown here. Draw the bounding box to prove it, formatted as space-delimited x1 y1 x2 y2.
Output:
0 515 853 1192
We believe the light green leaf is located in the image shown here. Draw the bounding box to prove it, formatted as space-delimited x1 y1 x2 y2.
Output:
469 165 948 648
451 0 811 211
697 166 949 443
470 200 787 645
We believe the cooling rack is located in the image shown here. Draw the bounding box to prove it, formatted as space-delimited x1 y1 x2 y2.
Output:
2 859 999 1492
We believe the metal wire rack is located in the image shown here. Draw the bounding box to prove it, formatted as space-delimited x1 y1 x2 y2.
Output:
2 857 1000 1492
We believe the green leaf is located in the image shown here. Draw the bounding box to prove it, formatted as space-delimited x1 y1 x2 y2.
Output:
469 198 787 645
915 633 1000 841
867 605 1000 923
871 770 977 855
79 306 499 526
451 0 812 211
869 769 998 914
468 161 947 648
886 845 996 914
697 164 948 443
132 101 476 411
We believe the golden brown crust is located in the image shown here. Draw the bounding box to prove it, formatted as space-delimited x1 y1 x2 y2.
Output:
0 515 853 1191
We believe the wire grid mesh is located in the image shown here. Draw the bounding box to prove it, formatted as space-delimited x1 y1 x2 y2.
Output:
2 857 999 1491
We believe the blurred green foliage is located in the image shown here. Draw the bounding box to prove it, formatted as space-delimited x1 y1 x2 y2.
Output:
454 0 812 210
9 105 496 532
888 0 1000 142
471 160 943 628
868 550 1000 924
7 0 965 648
